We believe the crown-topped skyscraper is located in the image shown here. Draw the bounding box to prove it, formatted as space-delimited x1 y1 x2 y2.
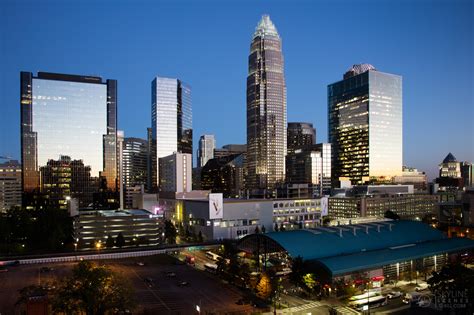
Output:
246 15 287 192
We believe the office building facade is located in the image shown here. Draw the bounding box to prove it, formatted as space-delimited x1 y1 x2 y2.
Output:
20 72 118 209
0 160 22 212
197 134 215 168
286 143 331 196
328 64 402 186
151 77 192 190
159 153 192 193
200 153 245 198
122 137 148 208
287 122 316 153
246 15 287 191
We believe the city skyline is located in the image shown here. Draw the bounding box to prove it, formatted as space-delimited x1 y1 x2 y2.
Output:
1 0 473 180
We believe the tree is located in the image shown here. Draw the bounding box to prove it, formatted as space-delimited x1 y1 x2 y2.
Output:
197 231 203 243
256 272 272 300
261 225 266 233
254 225 260 234
279 223 285 231
384 210 400 220
428 263 474 311
52 261 136 315
105 235 114 248
164 220 177 244
298 222 303 229
289 256 305 288
274 223 279 232
16 285 47 307
115 232 125 248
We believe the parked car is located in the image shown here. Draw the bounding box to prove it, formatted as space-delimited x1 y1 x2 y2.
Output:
415 283 429 291
177 281 189 287
144 277 154 287
387 291 402 299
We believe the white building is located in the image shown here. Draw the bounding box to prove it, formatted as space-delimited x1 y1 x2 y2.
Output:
159 153 192 193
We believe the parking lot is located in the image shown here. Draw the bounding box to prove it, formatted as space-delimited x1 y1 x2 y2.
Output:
0 254 254 315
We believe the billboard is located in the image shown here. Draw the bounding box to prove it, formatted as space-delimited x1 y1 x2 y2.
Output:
209 193 223 219
321 196 329 216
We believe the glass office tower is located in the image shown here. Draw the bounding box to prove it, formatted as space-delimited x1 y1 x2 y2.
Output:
328 64 402 186
20 72 118 209
122 137 148 208
197 135 216 168
246 15 287 191
151 77 192 190
287 122 316 153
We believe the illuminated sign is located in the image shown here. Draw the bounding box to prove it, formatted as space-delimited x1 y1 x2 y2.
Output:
209 193 223 219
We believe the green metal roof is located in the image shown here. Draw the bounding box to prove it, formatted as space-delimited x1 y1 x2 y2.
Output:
258 221 474 276
318 237 474 275
264 221 445 261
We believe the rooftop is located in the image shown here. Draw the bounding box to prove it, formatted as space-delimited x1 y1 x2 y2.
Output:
239 221 474 276
253 15 279 39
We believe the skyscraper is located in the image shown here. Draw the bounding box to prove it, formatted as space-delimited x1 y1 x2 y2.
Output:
246 15 287 191
20 72 118 209
328 64 402 186
287 122 316 153
122 137 148 208
151 77 192 190
197 134 216 168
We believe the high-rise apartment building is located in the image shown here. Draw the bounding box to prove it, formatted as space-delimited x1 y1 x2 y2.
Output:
246 15 287 191
151 77 192 191
0 160 22 212
20 72 118 209
197 134 215 168
287 122 316 153
328 64 402 186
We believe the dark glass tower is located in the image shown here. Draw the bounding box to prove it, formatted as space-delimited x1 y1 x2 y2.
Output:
328 64 402 186
287 122 316 153
20 72 118 209
151 77 192 190
246 15 287 191
122 137 148 208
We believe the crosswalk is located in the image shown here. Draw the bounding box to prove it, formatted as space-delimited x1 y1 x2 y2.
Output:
331 305 361 315
279 301 322 313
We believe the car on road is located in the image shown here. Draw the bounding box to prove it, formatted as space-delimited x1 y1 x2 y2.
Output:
40 267 54 273
136 262 145 266
415 283 429 291
177 281 189 287
165 271 176 278
0 268 8 272
387 291 402 299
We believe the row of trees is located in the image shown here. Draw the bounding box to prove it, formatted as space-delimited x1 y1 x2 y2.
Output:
0 206 73 254
17 261 136 315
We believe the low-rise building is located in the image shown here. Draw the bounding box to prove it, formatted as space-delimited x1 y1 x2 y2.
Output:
156 192 325 240
328 185 438 220
73 209 163 250
0 160 22 212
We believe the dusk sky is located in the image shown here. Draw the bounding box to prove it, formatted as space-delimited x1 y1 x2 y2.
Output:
1 0 472 179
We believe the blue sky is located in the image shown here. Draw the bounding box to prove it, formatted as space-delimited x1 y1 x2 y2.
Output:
1 0 472 179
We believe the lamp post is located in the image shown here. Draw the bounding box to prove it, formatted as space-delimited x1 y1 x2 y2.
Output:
96 240 102 260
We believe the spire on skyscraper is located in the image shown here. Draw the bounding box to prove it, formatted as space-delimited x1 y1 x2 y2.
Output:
253 14 279 38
